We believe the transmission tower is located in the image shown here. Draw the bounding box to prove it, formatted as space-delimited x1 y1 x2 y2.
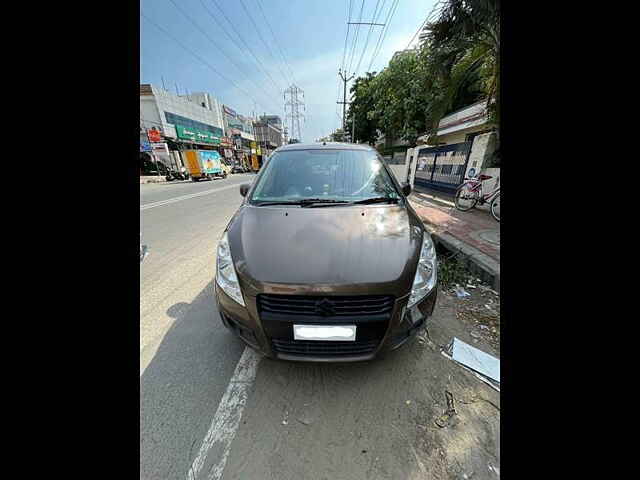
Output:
284 85 305 142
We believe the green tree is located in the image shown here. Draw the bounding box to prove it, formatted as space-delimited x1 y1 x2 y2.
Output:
329 128 346 142
423 0 500 128
345 72 379 145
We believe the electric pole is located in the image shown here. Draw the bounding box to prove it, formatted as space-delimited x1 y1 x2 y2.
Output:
337 69 354 142
284 85 305 143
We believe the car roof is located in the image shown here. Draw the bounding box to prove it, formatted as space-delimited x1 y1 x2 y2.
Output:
275 142 375 152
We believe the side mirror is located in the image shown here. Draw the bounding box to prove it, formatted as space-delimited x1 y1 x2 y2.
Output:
402 183 412 196
239 183 250 197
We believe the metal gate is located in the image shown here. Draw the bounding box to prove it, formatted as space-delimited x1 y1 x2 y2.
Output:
413 142 472 193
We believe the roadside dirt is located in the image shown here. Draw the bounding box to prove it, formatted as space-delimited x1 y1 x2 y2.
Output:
221 290 500 480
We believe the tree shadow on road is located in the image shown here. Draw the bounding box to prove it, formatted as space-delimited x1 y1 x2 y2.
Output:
140 281 245 480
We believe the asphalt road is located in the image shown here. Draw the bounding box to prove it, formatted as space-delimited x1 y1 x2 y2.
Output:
140 174 500 480
140 174 255 479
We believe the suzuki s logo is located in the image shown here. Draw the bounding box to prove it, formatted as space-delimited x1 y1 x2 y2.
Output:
315 299 336 316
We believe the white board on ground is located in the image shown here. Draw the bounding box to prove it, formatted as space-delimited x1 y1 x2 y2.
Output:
451 337 500 383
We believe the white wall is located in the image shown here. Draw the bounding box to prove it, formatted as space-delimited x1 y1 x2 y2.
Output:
437 100 488 136
388 164 407 184
465 132 497 179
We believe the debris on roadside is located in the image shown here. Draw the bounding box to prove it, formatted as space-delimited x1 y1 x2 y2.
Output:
442 338 500 391
435 390 459 428
453 285 471 298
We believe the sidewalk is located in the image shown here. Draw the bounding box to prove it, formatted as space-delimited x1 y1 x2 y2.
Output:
140 176 167 184
409 185 500 289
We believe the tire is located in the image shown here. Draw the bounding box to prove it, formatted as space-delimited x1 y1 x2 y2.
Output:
454 184 478 211
490 192 500 222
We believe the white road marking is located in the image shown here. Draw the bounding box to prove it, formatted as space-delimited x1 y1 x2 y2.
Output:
187 347 261 480
141 183 241 211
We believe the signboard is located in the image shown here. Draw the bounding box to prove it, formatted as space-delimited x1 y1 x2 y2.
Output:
224 149 233 158
147 128 162 143
199 150 222 174
220 136 233 147
175 125 220 144
223 105 237 117
256 146 262 155
151 142 169 154
140 141 152 152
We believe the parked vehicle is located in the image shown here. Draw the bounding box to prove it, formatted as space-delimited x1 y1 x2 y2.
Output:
165 169 185 181
231 163 245 174
214 142 438 362
454 174 500 222
183 149 227 181
220 158 233 177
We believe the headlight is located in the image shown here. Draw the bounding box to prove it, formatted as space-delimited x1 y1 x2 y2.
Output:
407 233 437 308
216 232 245 306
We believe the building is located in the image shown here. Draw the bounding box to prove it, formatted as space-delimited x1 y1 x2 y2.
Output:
220 105 256 170
253 115 284 164
140 84 225 174
408 100 498 195
259 115 283 131
426 99 493 146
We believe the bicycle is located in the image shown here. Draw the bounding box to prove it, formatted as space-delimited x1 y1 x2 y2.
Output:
454 174 500 222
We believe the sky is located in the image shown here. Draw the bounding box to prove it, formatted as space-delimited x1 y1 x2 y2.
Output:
140 0 436 142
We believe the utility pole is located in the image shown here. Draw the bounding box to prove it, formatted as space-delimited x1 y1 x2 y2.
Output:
352 114 356 144
284 85 305 142
337 69 354 142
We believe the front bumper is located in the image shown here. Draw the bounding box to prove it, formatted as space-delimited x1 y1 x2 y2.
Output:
214 281 437 362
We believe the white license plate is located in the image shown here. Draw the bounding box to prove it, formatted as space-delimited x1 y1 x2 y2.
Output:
293 324 356 341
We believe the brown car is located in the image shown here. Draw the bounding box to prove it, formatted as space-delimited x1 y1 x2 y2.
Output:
214 142 438 362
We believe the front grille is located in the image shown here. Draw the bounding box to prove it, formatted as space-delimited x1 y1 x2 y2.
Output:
258 295 394 317
272 339 378 356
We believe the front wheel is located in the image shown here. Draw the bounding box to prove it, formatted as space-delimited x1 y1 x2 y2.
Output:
454 184 478 211
490 192 500 222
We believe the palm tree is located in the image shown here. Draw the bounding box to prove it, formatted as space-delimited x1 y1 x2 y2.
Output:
422 0 500 137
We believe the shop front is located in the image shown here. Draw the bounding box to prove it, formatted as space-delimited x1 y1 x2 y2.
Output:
171 123 223 171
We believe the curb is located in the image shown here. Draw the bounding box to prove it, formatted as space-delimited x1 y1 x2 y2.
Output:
140 177 167 184
422 222 500 291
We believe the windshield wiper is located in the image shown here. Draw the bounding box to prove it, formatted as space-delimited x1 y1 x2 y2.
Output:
252 199 348 207
298 198 350 207
252 200 306 206
349 197 400 205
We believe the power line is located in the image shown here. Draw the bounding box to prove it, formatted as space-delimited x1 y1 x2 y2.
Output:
198 0 283 96
340 0 354 73
209 0 285 95
354 0 385 76
141 12 276 113
238 0 291 87
347 0 367 74
367 0 400 72
164 0 280 111
254 0 297 86
404 2 440 50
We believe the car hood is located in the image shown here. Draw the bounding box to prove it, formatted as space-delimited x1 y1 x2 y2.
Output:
227 204 424 298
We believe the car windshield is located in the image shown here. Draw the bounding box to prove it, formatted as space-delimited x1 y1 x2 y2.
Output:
249 149 400 204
